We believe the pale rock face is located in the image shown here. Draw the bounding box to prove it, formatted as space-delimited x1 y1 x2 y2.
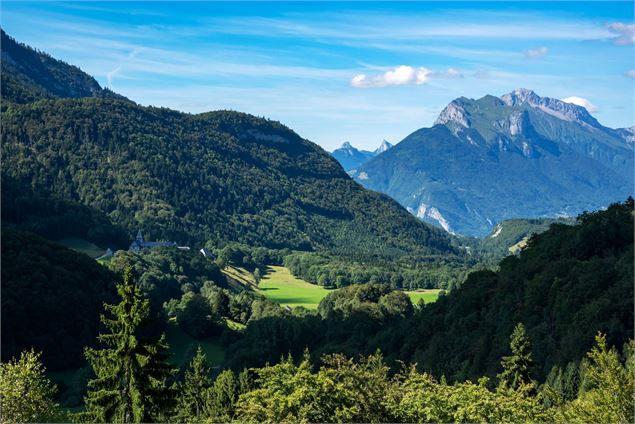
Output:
617 127 635 143
501 88 598 126
434 101 470 128
509 111 524 136
357 171 369 180
414 203 452 233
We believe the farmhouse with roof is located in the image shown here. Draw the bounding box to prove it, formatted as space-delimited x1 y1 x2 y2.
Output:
129 230 178 252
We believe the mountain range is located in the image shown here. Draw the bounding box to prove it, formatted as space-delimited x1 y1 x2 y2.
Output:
0 30 453 258
352 88 633 235
331 140 393 171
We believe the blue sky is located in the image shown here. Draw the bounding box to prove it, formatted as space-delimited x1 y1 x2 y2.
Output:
2 1 633 150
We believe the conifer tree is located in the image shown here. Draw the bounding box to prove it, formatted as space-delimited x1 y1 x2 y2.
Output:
498 323 534 391
206 369 239 421
82 267 176 423
173 346 213 423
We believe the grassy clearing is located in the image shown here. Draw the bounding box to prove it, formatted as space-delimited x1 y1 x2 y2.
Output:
258 266 332 309
404 289 441 305
164 321 225 369
509 237 529 254
57 237 105 259
258 266 441 309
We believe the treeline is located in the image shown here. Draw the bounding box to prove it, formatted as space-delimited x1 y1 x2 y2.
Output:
284 251 475 290
2 271 632 423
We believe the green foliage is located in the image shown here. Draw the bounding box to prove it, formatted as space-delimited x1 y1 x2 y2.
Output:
0 349 63 424
82 268 176 423
284 251 474 290
107 248 226 309
173 346 213 423
2 175 128 249
205 369 240 422
226 200 633 382
318 283 412 320
556 333 635 423
397 199 634 382
1 228 118 370
1 94 455 258
498 323 535 391
175 293 224 339
474 217 574 264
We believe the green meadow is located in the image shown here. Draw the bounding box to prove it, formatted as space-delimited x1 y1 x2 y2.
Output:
258 266 439 309
404 289 441 305
258 266 332 309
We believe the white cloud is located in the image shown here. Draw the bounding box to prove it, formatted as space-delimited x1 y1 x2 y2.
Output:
561 96 598 113
624 69 635 79
607 22 635 45
351 66 462 88
106 66 122 87
524 46 548 59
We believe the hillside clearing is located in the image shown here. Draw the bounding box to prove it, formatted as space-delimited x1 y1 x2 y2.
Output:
257 266 440 309
57 237 105 258
258 266 332 309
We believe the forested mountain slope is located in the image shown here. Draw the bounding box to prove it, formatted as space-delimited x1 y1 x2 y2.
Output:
400 198 634 381
0 31 454 258
354 89 633 235
0 29 123 104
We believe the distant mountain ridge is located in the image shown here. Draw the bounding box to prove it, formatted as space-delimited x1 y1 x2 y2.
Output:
353 88 633 235
331 140 393 171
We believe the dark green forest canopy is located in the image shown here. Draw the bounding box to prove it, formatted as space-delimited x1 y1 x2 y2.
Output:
1 97 455 258
226 200 634 382
0 229 118 370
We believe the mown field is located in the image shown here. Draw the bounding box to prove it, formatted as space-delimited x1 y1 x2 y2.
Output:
258 266 440 309
258 266 332 309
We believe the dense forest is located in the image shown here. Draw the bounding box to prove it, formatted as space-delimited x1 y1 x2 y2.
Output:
2 262 633 423
0 229 118 370
223 200 634 383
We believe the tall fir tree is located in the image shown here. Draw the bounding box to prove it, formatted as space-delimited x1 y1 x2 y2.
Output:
498 323 534 392
81 267 176 423
173 346 213 422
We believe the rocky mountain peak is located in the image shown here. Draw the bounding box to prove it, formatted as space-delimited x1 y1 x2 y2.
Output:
375 140 393 154
434 101 471 128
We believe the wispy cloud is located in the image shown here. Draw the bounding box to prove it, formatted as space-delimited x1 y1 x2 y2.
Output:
106 66 122 87
524 47 548 59
625 69 635 79
561 96 598 113
607 22 635 45
351 66 462 88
